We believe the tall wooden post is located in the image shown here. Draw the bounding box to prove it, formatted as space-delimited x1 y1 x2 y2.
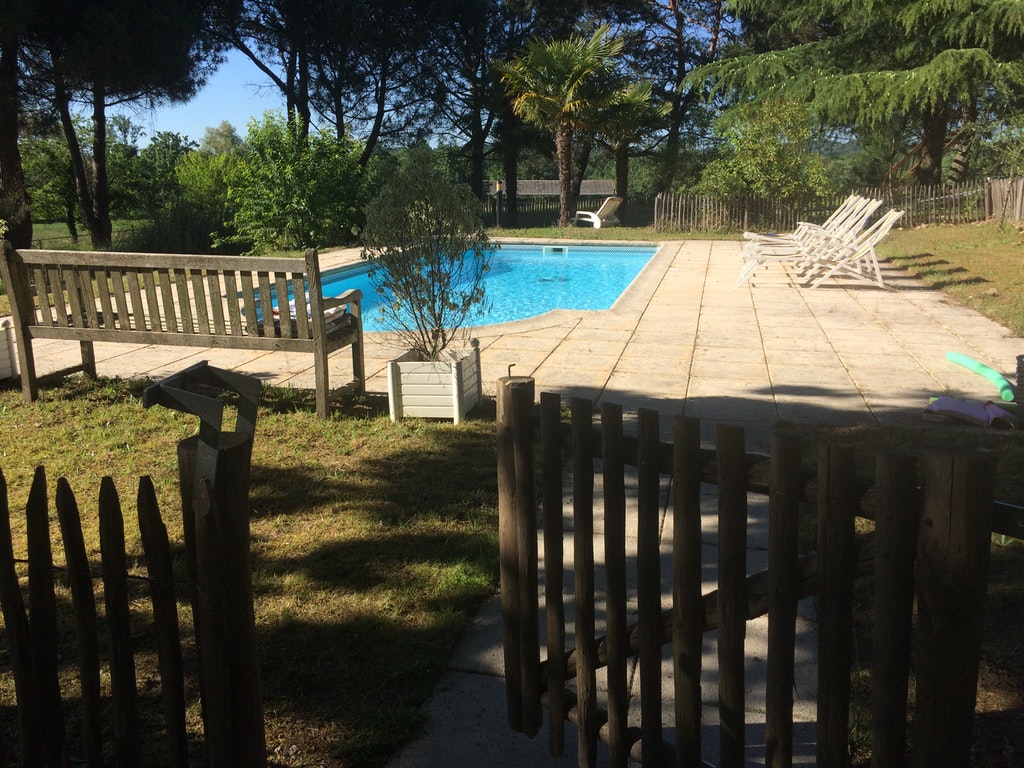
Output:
914 450 996 767
145 362 266 767
496 375 538 735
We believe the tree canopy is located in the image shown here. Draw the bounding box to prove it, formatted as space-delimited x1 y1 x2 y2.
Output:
695 0 1024 183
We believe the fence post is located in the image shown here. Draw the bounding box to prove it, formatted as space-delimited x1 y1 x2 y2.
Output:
496 374 539 735
765 433 803 768
816 444 857 768
0 469 44 768
717 424 748 768
540 391 566 754
872 453 919 768
26 467 67 768
913 450 996 767
144 362 266 767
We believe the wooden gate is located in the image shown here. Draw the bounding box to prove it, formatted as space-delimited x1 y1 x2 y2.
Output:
497 378 1009 767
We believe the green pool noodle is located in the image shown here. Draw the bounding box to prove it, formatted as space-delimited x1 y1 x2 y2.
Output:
946 351 1016 402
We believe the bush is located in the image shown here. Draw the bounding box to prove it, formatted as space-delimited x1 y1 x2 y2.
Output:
222 112 367 253
360 149 491 359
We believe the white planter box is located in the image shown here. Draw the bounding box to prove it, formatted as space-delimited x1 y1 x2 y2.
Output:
0 317 17 380
387 340 482 424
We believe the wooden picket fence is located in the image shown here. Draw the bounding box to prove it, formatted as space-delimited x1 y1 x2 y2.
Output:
0 433 265 767
496 378 1019 767
653 178 1024 232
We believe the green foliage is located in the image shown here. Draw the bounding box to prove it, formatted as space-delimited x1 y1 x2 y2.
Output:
360 148 491 359
692 100 837 201
222 112 367 253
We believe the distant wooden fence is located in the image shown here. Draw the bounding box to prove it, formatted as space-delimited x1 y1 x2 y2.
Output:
654 178 1024 232
497 378 1020 767
0 433 266 766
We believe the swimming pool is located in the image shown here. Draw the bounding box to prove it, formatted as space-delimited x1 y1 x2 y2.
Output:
323 242 658 331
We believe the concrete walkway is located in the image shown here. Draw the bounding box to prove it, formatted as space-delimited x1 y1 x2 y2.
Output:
19 239 1024 766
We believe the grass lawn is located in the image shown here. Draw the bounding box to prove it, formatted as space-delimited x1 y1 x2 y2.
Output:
0 382 499 767
0 221 1021 765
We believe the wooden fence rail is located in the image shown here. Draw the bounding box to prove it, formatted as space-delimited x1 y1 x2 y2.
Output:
497 378 1006 767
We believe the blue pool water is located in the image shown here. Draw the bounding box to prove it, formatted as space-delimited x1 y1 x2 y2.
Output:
322 243 658 331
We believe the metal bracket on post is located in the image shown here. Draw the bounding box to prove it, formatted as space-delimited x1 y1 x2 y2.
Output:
142 360 260 488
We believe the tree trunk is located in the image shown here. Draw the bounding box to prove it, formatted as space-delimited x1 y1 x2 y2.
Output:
914 109 947 186
55 71 102 247
570 131 592 209
0 38 32 247
556 123 573 226
89 85 112 249
614 145 629 218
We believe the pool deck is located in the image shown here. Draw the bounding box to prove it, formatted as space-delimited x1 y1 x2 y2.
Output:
15 239 1024 766
22 238 1022 451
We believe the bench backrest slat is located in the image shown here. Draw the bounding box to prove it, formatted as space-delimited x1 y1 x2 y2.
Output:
257 272 274 338
126 270 145 331
223 272 242 335
157 269 177 333
240 272 258 335
111 269 132 331
96 269 116 330
291 274 310 340
172 270 193 334
274 273 291 338
205 271 226 334
189 270 208 333
142 270 162 331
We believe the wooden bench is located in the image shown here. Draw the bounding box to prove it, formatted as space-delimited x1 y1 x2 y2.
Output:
0 242 364 418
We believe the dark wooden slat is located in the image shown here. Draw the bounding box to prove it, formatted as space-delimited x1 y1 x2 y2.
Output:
871 453 919 768
498 376 526 732
47 267 66 326
0 469 44 768
26 467 66 767
99 476 141 768
716 425 747 768
816 444 857 768
672 417 703 768
765 434 803 768
913 451 997 768
511 379 540 737
291 274 310 339
571 397 598 767
636 408 663 768
541 392 566 755
600 403 629 768
206 270 226 334
137 476 189 768
55 478 104 768
76 266 100 328
33 266 55 327
240 271 259 334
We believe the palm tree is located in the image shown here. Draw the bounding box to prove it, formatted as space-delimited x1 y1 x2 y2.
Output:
500 26 626 226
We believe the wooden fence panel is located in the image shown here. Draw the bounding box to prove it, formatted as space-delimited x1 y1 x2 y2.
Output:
496 392 1007 768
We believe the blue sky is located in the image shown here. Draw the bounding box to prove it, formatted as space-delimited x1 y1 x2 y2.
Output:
129 51 285 145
